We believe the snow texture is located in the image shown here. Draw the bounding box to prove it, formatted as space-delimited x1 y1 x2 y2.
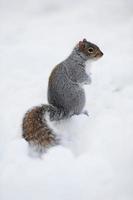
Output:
0 0 133 199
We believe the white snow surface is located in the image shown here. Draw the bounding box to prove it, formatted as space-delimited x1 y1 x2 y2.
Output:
0 0 133 199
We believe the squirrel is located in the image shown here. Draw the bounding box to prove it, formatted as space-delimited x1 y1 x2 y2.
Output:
22 39 103 152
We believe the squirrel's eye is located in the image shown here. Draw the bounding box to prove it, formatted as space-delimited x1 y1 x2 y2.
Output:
88 47 94 53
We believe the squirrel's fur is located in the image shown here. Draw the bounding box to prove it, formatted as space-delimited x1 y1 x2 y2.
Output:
22 39 103 151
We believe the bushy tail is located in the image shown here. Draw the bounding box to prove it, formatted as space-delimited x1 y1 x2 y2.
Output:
22 104 61 152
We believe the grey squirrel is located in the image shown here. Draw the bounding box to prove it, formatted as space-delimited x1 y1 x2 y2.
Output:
22 39 103 151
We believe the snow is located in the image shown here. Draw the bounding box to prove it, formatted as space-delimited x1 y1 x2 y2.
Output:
0 0 133 199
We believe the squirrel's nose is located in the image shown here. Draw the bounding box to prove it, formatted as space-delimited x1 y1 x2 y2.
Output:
100 51 104 56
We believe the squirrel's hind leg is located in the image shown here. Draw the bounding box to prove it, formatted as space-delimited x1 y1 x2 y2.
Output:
82 110 89 117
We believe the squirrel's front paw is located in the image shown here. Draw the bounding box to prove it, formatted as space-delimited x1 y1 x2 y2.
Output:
84 76 92 85
87 76 92 84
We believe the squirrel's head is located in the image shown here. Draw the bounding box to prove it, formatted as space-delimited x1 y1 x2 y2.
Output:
77 39 103 60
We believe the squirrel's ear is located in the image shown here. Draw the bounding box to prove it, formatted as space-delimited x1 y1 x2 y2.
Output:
78 41 85 50
83 38 87 42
